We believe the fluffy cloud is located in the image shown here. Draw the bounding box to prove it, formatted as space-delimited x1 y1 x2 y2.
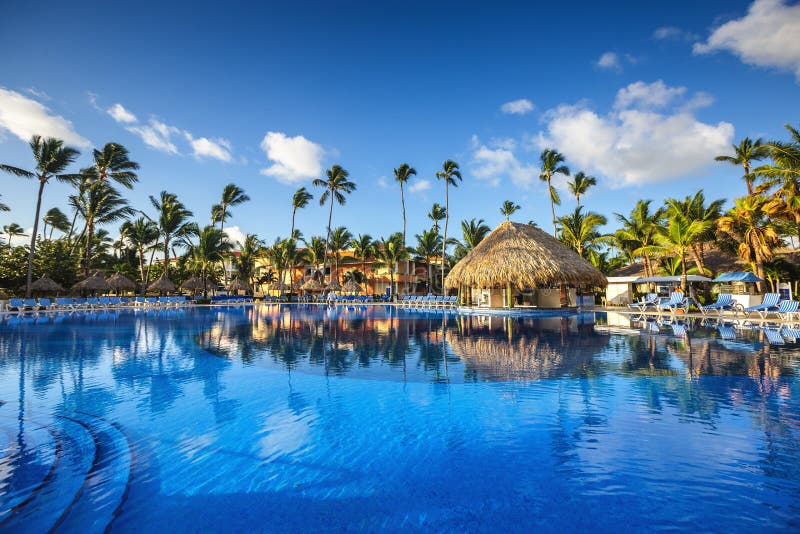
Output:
107 103 137 124
224 226 246 247
259 132 324 184
694 0 800 80
652 26 698 41
0 88 90 147
470 138 538 188
185 133 232 162
500 98 534 115
126 119 181 155
408 179 431 193
595 52 622 71
537 81 734 187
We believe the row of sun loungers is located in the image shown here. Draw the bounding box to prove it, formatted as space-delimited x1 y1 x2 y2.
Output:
628 292 800 321
400 295 458 309
6 296 192 312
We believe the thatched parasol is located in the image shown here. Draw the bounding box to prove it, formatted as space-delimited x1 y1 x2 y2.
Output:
269 281 291 291
227 277 252 293
72 272 110 292
181 275 208 291
147 273 176 293
107 273 136 291
445 221 607 289
342 280 363 294
301 278 324 292
30 275 64 293
326 279 343 292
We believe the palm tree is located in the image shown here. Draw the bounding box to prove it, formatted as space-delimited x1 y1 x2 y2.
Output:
150 191 194 278
718 196 781 290
0 136 80 296
374 233 408 300
715 137 769 196
313 165 356 281
350 234 374 294
42 207 70 240
290 186 313 240
3 223 26 248
566 171 596 208
212 183 250 230
758 123 800 244
188 225 233 297
0 194 9 212
83 142 140 189
234 234 264 289
614 200 664 278
651 216 706 292
266 237 300 292
302 235 328 278
556 207 608 258
435 160 462 292
664 191 724 275
120 217 159 285
78 182 134 273
500 200 520 221
428 203 447 234
411 229 442 293
393 163 417 246
460 218 491 251
329 226 353 283
539 148 570 236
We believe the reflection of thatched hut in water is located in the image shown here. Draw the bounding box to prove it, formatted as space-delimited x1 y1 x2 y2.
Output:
445 221 606 308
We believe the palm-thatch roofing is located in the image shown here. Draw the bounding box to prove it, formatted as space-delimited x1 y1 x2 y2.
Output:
72 272 110 292
301 278 324 291
30 275 64 292
181 275 208 290
227 277 252 292
342 280 363 294
269 281 291 291
107 273 137 290
445 221 607 289
326 279 343 292
147 273 176 293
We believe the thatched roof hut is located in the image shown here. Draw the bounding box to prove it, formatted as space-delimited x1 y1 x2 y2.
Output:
326 279 343 292
72 272 110 292
269 281 291 291
301 278 324 292
147 273 176 293
445 221 607 289
342 280 363 294
107 273 136 291
227 277 252 293
181 275 208 291
30 275 64 293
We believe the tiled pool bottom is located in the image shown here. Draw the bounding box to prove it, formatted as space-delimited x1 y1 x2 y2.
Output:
0 305 798 532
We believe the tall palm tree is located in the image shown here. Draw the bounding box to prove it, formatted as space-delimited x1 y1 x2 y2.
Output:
329 226 353 283
150 191 194 278
412 229 442 293
758 123 800 243
212 183 250 230
556 207 608 258
566 171 596 208
42 207 70 240
651 216 706 292
266 237 299 292
500 200 520 221
715 137 769 196
350 234 374 294
614 200 664 278
290 186 313 240
313 165 356 281
78 182 134 273
0 136 80 296
393 163 417 246
435 160 461 292
428 203 446 233
302 235 328 278
460 218 491 251
539 148 570 236
188 225 233 297
234 234 264 289
83 142 140 189
3 223 26 248
374 233 408 300
664 191 724 275
120 217 159 285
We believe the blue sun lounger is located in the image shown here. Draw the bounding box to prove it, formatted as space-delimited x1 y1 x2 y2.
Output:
701 293 737 316
628 293 658 312
744 293 780 318
657 292 689 314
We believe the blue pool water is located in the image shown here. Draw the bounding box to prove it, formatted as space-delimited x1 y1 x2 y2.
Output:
0 304 798 532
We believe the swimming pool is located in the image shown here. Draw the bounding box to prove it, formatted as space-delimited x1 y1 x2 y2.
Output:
0 305 798 532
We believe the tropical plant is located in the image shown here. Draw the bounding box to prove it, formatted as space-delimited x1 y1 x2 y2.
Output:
715 137 769 196
0 135 80 296
83 142 140 189
42 207 70 240
556 207 608 258
428 203 447 234
614 200 664 278
650 215 707 291
313 165 356 281
566 171 596 208
212 183 250 230
394 163 417 245
234 233 264 288
120 217 160 285
411 229 442 293
539 148 570 236
435 160 462 292
0 194 9 212
290 186 313 240
374 233 408 299
500 200 520 221
329 226 353 283
77 182 134 273
149 191 194 278
3 223 26 248
350 234 374 294
188 225 233 297
664 191 724 275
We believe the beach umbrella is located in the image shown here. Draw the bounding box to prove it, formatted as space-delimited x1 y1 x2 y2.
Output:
342 280 363 294
147 273 176 293
30 275 64 293
181 275 207 290
107 273 136 292
227 277 252 294
72 272 111 293
326 279 343 292
301 278 324 292
269 281 291 291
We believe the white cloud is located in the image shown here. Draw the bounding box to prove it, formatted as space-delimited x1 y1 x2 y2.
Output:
106 103 137 124
259 132 324 184
653 26 699 41
224 226 246 248
694 0 800 80
470 138 538 188
614 80 686 110
538 81 733 187
184 133 232 162
24 87 51 101
408 179 431 193
489 137 517 150
500 98 534 115
126 119 181 154
596 52 622 71
0 88 90 147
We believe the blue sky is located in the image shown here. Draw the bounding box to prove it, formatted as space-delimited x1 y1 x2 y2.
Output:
1 0 799 247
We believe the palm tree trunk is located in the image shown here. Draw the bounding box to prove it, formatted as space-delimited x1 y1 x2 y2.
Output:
549 178 556 237
84 221 95 275
744 163 753 196
441 182 449 294
25 180 46 298
689 244 705 275
137 246 146 285
163 238 170 278
323 190 334 281
401 183 408 296
680 249 688 293
290 208 296 241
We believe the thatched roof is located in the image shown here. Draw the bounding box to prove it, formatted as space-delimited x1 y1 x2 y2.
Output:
30 275 64 292
227 277 252 292
72 273 110 292
181 275 208 290
301 278 324 291
269 281 291 291
326 279 343 291
342 280 363 294
147 273 176 293
107 273 136 290
445 221 607 289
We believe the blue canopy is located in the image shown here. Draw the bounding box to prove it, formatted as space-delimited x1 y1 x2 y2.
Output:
712 272 764 283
